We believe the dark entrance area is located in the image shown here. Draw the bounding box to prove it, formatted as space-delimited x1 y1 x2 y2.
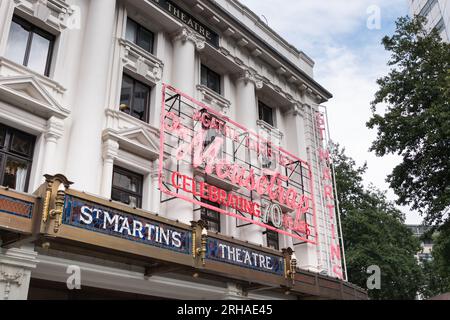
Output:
28 278 169 300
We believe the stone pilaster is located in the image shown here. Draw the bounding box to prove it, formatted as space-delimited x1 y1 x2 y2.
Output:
0 245 38 300
42 116 64 175
171 27 205 95
150 159 160 213
235 69 264 246
100 138 119 198
65 0 117 194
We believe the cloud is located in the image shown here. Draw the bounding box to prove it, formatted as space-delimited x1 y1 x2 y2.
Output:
240 0 406 55
239 0 405 35
239 0 423 224
316 44 399 199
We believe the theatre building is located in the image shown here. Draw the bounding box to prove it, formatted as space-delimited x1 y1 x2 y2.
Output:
0 0 366 300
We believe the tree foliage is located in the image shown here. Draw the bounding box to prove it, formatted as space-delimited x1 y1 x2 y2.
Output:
367 16 450 225
421 223 450 298
332 145 423 299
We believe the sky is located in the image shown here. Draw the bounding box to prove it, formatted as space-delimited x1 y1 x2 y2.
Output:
239 0 423 224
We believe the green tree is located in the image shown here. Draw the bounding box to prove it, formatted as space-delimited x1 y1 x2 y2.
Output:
420 223 450 298
332 146 423 299
367 16 450 226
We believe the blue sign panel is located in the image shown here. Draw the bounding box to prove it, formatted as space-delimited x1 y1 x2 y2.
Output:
63 195 191 255
206 238 284 276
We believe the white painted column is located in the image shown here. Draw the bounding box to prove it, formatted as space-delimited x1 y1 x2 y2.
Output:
284 103 308 159
42 116 64 175
281 104 302 251
235 70 265 246
171 27 205 95
235 71 260 132
0 245 38 300
0 0 15 55
164 28 205 224
284 103 319 272
65 0 117 193
142 173 152 211
152 31 168 129
150 159 160 213
100 139 119 199
192 174 205 222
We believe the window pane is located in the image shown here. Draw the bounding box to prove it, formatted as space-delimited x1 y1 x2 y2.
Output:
5 20 29 66
112 189 141 208
120 75 133 115
201 65 208 87
201 199 221 232
208 221 220 233
125 19 137 43
266 229 279 250
268 241 278 250
113 169 142 193
206 210 219 219
208 70 221 94
204 129 216 147
113 172 132 192
2 157 29 192
10 131 34 157
138 27 153 53
259 103 274 126
27 32 51 75
111 188 130 204
132 82 149 121
0 126 6 148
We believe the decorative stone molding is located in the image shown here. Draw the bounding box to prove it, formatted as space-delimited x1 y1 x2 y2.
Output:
0 267 24 300
105 109 160 138
284 103 305 117
0 73 69 119
222 283 247 300
172 27 206 51
0 58 66 93
236 69 263 90
14 0 75 31
119 38 164 84
44 116 64 142
102 127 160 161
102 138 120 162
0 246 37 300
196 84 231 114
150 159 160 180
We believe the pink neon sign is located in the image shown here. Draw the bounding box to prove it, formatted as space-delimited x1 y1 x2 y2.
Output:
158 84 318 244
316 111 343 279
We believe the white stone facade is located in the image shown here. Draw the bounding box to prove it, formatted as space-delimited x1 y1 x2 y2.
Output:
0 0 346 299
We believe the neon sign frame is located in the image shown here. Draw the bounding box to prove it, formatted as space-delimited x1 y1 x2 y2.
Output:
158 84 318 244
